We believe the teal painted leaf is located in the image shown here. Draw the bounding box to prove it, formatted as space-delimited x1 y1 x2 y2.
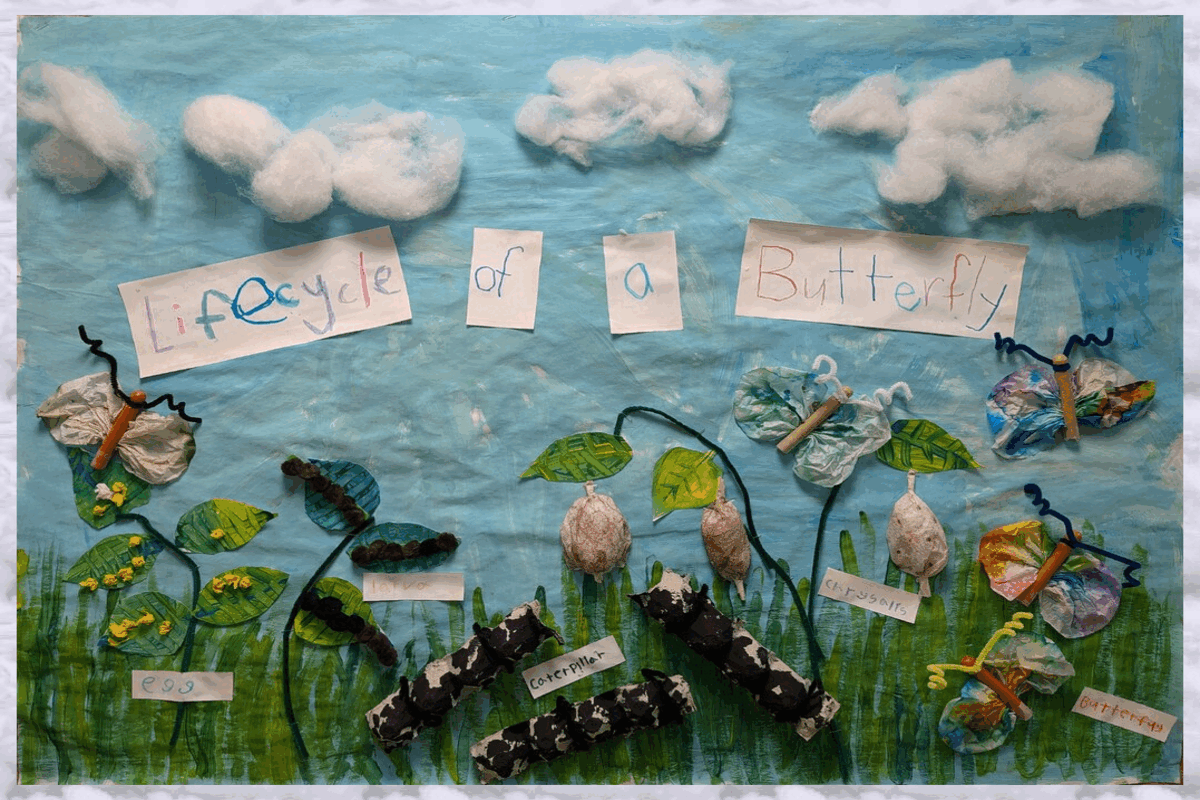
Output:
175 499 276 554
67 447 151 529
347 522 459 573
295 576 376 646
64 533 165 590
104 591 189 656
651 447 723 521
520 432 633 482
194 566 289 626
304 460 381 532
875 419 983 473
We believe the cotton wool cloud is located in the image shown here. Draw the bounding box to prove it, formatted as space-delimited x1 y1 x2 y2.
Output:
515 49 733 167
182 96 464 223
810 59 1161 219
17 63 160 200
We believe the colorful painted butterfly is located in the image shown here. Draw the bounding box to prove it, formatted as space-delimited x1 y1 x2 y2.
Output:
927 611 1074 754
987 328 1154 459
733 355 910 488
36 327 200 485
978 484 1141 639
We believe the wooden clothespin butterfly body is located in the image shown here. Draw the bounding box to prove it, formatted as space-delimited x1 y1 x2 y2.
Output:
91 390 147 471
777 386 852 453
927 611 1035 720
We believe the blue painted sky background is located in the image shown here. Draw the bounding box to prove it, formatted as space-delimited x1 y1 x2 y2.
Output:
14 15 1183 784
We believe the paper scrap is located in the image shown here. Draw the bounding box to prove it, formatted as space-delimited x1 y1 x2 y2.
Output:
603 230 683 334
132 670 233 702
817 567 921 622
119 227 411 377
521 635 625 698
1071 686 1177 742
734 219 1027 339
466 227 543 329
363 572 465 602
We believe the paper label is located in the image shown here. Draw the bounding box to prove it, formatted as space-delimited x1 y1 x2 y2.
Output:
131 670 233 702
734 219 1027 339
119 227 411 377
1071 686 1177 742
362 572 464 602
817 568 921 622
466 228 543 329
521 635 625 698
603 231 683 334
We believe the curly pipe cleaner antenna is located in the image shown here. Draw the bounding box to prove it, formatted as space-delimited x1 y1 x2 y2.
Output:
78 326 202 423
926 611 1036 719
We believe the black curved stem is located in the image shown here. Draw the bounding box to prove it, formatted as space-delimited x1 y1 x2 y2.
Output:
117 513 201 748
78 325 201 423
809 482 842 614
281 517 374 761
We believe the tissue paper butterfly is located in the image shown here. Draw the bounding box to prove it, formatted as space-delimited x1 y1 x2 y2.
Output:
978 484 1141 639
987 328 1154 459
926 611 1074 754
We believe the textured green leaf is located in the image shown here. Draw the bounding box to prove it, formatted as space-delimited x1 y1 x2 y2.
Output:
294 576 376 646
651 447 723 521
104 591 189 656
63 533 165 590
346 522 459 573
175 498 276 554
194 566 289 626
520 432 633 482
67 447 151 529
875 419 983 473
304 459 381 532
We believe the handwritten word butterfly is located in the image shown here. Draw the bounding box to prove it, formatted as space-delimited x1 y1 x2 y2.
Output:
987 328 1154 459
733 355 910 487
978 484 1141 639
927 611 1074 754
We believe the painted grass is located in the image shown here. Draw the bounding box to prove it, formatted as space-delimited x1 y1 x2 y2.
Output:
17 513 1179 785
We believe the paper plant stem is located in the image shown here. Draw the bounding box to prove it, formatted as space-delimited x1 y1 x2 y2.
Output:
975 668 1032 720
1016 540 1074 605
117 513 200 748
92 390 146 470
1051 355 1079 441
777 386 852 453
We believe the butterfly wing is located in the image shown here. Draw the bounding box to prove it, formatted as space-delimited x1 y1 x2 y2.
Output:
984 633 1074 693
1038 555 1121 638
985 365 1065 459
733 367 822 441
1072 358 1155 430
978 520 1051 602
793 399 892 488
938 678 1015 753
116 411 197 485
36 372 121 447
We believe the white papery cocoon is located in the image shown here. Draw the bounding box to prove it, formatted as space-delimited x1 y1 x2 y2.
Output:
18 63 159 199
560 481 631 583
701 478 751 600
251 130 338 223
182 94 290 175
886 470 948 597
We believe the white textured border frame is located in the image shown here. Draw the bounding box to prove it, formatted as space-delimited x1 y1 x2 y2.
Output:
1 5 1195 800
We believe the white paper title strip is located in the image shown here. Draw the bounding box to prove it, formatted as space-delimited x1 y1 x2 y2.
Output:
522 635 626 698
120 227 411 377
132 670 233 702
735 219 1027 339
466 227 544 329
603 230 683 334
363 572 465 602
817 568 921 623
1071 686 1177 742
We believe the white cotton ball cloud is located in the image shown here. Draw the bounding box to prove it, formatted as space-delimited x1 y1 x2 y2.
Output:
182 96 464 223
810 58 1160 219
17 63 159 199
515 49 733 167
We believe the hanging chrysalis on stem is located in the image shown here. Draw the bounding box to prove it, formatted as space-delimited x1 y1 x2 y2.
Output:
560 480 631 583
886 470 948 597
701 477 751 600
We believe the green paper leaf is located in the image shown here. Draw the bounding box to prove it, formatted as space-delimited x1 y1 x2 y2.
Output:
294 576 377 646
651 447 723 521
347 522 459 573
875 419 983 473
67 447 151 529
64 533 165 590
194 566 289 626
304 459 381 532
175 498 276 554
520 432 633 482
104 591 190 656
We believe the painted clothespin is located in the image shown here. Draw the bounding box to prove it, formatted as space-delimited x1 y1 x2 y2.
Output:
1051 354 1079 440
777 386 853 453
91 390 146 471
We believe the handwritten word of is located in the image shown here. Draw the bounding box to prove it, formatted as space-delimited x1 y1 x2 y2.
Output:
521 635 626 698
466 228 543 329
817 568 921 623
1072 686 1177 742
131 670 234 702
362 572 465 602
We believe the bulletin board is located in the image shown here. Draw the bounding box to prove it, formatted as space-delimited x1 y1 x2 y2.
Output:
13 15 1184 786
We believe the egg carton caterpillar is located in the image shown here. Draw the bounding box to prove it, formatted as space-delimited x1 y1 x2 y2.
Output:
349 532 459 568
297 590 397 666
366 601 562 752
630 569 840 740
470 669 696 784
281 456 369 528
